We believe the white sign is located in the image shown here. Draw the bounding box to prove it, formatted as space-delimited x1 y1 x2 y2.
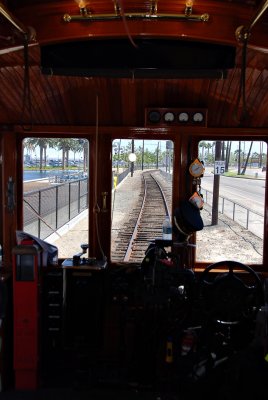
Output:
214 161 225 175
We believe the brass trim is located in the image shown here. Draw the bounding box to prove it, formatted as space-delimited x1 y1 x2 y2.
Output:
63 12 210 23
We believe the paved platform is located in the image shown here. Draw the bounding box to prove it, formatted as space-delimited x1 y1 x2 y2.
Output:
46 171 143 259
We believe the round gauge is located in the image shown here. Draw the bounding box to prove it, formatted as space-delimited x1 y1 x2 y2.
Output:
189 159 205 177
193 112 204 123
148 110 161 123
178 112 189 122
164 111 175 122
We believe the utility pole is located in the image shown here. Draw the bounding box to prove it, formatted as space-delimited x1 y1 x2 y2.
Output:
212 140 222 226
156 142 159 169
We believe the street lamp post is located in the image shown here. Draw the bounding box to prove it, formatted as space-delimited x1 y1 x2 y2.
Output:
142 140 144 171
131 140 134 176
128 140 136 177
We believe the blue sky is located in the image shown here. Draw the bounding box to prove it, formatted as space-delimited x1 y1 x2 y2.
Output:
24 138 266 160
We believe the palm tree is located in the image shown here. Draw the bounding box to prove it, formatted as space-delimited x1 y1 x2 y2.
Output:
73 139 89 172
56 138 76 169
211 141 216 158
259 141 264 168
206 142 212 156
225 141 232 172
235 142 242 174
199 141 207 160
70 139 82 164
81 140 89 172
241 141 253 175
23 138 53 170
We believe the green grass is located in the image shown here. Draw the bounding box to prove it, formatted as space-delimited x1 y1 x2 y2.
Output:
223 171 257 179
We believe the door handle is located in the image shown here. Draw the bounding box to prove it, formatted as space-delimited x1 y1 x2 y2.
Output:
101 191 108 212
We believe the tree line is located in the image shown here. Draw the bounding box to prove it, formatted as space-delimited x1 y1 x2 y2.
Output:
23 138 88 170
113 140 172 170
199 140 266 174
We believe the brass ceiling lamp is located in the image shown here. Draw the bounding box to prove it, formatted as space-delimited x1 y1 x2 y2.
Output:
63 0 209 23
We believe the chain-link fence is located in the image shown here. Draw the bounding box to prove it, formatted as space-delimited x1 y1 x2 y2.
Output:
23 178 88 240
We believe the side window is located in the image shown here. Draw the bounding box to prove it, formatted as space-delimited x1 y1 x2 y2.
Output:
111 139 174 262
23 138 89 259
196 140 266 264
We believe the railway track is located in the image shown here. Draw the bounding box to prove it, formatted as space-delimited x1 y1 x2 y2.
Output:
112 170 172 263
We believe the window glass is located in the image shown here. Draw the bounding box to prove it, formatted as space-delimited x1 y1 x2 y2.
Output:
23 138 89 259
111 139 174 262
196 140 266 264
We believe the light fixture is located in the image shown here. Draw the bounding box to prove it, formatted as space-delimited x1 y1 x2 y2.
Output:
150 0 158 15
128 151 136 178
63 0 209 23
185 0 193 16
128 153 136 163
74 0 90 16
113 0 121 16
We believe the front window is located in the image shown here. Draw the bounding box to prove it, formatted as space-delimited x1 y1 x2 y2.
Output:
22 137 89 259
111 139 174 263
196 140 266 265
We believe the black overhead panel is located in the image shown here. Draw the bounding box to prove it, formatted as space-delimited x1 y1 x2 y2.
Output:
41 39 236 79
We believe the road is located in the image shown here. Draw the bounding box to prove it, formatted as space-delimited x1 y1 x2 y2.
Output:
202 169 265 215
201 168 266 238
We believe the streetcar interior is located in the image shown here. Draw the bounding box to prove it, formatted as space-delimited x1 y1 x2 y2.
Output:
0 1 268 399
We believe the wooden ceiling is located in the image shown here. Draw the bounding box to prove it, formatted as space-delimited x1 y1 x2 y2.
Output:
0 0 268 129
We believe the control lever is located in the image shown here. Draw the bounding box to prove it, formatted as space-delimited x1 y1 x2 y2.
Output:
73 243 89 266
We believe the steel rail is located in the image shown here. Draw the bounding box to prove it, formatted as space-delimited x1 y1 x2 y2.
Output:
123 171 170 262
123 173 147 262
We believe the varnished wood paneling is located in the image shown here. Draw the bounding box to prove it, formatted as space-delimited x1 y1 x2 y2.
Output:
0 1 267 129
